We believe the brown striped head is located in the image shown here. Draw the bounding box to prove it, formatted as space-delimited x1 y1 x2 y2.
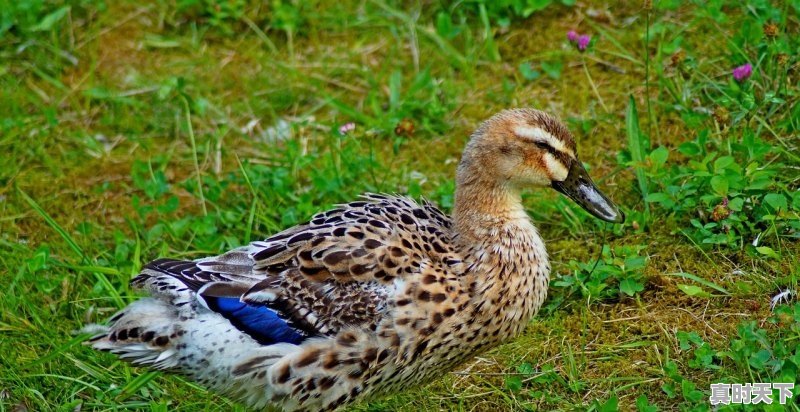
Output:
459 108 624 223
460 109 577 186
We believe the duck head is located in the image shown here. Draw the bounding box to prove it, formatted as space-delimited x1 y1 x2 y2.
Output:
459 108 624 223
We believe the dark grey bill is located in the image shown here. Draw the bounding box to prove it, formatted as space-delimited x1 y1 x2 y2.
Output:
551 160 624 223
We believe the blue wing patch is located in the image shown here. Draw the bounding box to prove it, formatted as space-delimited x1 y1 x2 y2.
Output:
205 297 307 345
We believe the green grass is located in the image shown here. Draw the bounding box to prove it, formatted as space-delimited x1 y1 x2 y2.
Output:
2 0 799 411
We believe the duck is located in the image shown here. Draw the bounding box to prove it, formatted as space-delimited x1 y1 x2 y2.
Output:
86 108 624 411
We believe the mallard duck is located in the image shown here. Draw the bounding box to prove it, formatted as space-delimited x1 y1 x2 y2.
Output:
87 109 623 411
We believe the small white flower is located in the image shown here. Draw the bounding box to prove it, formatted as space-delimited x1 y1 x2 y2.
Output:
338 122 356 135
771 289 796 311
264 119 292 142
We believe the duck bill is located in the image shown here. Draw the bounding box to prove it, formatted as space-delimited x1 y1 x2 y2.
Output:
551 161 624 223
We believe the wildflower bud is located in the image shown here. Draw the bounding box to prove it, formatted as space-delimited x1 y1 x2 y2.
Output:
711 198 731 222
567 30 579 42
643 0 653 10
394 118 415 137
712 107 729 126
776 53 789 66
732 63 753 82
577 35 591 51
763 23 779 38
669 50 686 67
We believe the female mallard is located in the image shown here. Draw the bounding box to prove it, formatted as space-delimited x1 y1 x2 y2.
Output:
87 109 623 411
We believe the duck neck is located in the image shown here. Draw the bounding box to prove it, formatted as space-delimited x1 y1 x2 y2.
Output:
451 158 550 337
452 163 531 243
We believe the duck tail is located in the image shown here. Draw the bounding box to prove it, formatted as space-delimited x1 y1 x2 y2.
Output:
84 297 301 408
84 298 183 370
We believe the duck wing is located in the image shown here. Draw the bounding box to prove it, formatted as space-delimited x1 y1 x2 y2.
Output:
131 193 464 346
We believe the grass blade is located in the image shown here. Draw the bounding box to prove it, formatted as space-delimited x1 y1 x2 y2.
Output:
181 95 207 216
664 272 730 295
18 188 86 261
626 95 650 216
18 188 125 307
117 371 160 401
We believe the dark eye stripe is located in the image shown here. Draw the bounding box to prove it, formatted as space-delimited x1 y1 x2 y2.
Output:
535 141 559 156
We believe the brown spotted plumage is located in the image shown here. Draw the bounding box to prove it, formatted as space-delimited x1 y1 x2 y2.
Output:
84 109 623 411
